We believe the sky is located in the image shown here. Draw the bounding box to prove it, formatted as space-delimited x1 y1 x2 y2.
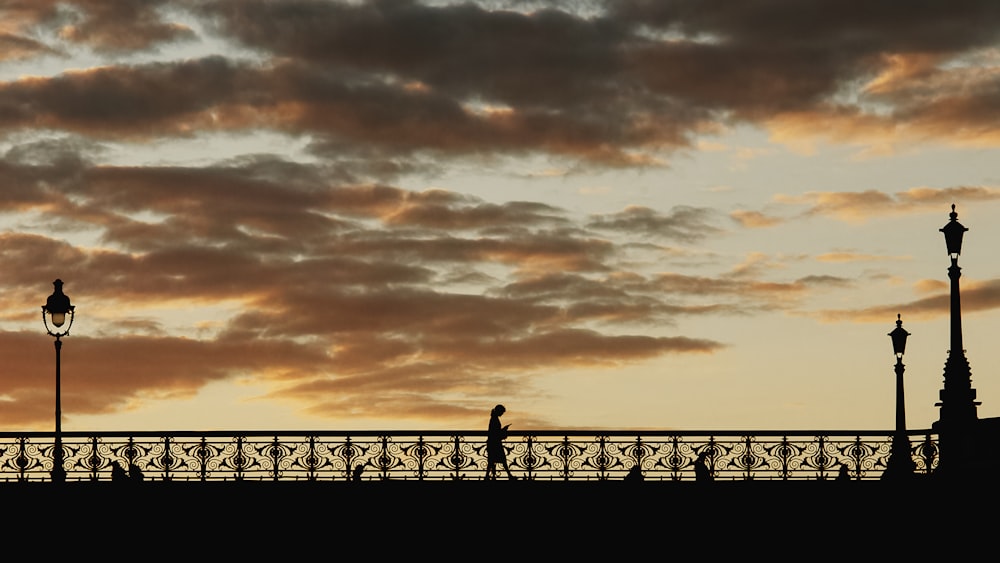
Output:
2 0 1000 434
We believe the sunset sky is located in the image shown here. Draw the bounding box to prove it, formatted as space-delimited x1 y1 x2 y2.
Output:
2 0 1000 434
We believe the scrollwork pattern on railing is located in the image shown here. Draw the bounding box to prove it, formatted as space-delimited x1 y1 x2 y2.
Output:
0 430 938 482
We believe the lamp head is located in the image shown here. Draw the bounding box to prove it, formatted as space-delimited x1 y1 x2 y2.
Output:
888 313 909 357
42 279 74 331
940 204 967 258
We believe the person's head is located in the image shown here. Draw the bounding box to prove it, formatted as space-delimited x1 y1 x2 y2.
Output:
492 404 506 416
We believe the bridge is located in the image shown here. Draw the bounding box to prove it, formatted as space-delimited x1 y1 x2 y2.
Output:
1 428 975 558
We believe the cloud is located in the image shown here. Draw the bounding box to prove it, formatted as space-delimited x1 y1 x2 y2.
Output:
0 150 758 428
816 252 909 263
56 1 197 52
810 279 1000 323
6 1 1000 166
730 210 782 228
0 33 62 61
774 186 1000 222
586 205 723 241
3 0 195 54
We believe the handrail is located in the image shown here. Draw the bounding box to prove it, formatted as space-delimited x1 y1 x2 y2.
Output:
0 428 935 437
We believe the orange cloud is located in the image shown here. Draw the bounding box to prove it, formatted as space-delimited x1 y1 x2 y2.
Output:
775 186 1000 223
730 210 782 228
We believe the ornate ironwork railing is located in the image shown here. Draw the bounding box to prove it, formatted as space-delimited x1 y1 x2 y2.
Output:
0 429 938 482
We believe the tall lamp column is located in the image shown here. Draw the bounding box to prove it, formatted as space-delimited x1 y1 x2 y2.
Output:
884 314 915 479
935 204 979 475
42 279 74 483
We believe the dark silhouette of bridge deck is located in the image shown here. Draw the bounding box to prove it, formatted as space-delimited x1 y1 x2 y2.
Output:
11 476 993 552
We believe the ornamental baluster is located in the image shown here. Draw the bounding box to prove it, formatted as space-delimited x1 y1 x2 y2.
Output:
415 436 428 480
919 433 938 475
343 436 354 481
560 436 572 481
777 436 792 480
523 434 537 480
378 435 391 480
233 436 247 481
305 436 318 481
161 436 173 481
269 436 282 481
87 436 101 481
16 437 29 482
197 437 210 481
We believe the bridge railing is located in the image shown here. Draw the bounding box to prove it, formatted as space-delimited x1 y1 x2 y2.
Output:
0 429 938 482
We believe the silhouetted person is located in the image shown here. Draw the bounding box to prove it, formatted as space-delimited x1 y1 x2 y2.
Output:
625 465 644 481
485 404 516 480
111 461 128 482
695 451 713 482
837 463 850 482
352 463 365 482
129 462 144 482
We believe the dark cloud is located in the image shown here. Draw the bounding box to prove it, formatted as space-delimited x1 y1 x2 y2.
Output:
0 32 62 61
5 0 195 53
0 329 330 427
0 151 753 428
0 57 257 139
612 0 1000 53
5 1 1000 164
57 0 197 52
587 205 722 241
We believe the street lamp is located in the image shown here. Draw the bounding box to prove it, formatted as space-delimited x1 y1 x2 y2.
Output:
934 204 979 476
883 314 915 479
42 279 74 483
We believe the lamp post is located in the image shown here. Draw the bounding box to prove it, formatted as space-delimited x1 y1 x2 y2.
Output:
934 204 979 475
883 314 915 479
42 279 74 483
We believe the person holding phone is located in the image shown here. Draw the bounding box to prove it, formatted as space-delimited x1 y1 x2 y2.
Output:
485 404 516 480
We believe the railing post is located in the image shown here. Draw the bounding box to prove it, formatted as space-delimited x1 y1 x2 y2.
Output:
450 434 461 480
378 435 390 480
343 436 353 481
597 435 609 480
524 434 536 481
162 436 172 481
560 436 571 481
234 435 246 481
742 435 752 481
706 437 717 480
270 436 281 482
416 435 426 481
630 435 644 480
665 435 682 481
778 436 791 480
16 437 28 482
306 436 317 481
87 435 100 481
920 433 938 475
850 436 865 480
198 437 209 481
817 435 829 480
124 436 137 480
